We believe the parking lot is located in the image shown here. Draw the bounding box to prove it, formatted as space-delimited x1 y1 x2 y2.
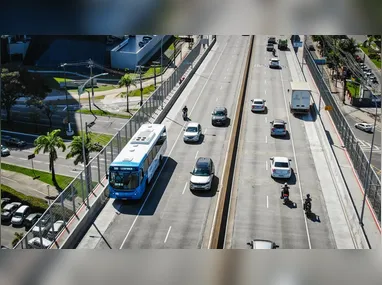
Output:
1 219 27 248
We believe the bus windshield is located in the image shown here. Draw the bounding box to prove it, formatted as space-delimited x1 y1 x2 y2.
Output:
110 171 139 190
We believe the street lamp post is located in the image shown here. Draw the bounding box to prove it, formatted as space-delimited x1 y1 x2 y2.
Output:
60 63 74 136
136 65 144 106
152 61 160 88
161 35 164 84
78 72 108 207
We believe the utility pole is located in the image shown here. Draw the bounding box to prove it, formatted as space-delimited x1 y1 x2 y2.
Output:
137 65 144 106
161 35 164 83
343 67 347 104
88 59 94 113
152 61 160 88
60 63 74 136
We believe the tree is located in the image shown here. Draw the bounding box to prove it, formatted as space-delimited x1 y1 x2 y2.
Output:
1 68 25 122
339 37 359 57
34 129 66 185
119 69 137 113
27 98 58 130
12 232 24 247
66 135 103 166
29 111 41 133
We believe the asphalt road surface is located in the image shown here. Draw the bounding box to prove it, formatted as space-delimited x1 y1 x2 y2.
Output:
83 35 250 249
343 114 381 177
224 35 336 249
2 104 127 135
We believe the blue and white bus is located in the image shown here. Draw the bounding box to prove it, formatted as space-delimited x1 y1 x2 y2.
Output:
108 124 167 200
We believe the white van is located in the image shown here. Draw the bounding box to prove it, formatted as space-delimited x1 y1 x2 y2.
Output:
11 205 30 226
269 58 280 69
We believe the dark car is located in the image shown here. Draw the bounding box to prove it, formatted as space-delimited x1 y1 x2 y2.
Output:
1 202 22 222
268 37 276 44
211 107 228 126
308 44 315 51
2 135 27 148
266 43 274 52
24 213 42 229
1 198 11 208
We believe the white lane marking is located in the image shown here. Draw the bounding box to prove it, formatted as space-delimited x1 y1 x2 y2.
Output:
264 80 267 84
204 128 207 135
267 196 269 208
18 157 28 161
195 151 199 159
265 117 267 123
182 182 187 195
227 68 229 71
265 89 267 94
280 68 312 249
119 38 231 250
220 86 223 90
164 226 172 243
216 98 218 102
224 76 227 80
265 136 267 143
265 161 268 170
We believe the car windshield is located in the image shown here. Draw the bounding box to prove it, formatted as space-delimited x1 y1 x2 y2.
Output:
214 111 226 116
186 127 198 132
14 212 23 217
254 101 263 104
274 124 285 129
274 162 289 168
193 167 210 176
110 171 139 190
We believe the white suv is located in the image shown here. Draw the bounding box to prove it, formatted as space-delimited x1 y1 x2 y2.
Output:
183 122 202 143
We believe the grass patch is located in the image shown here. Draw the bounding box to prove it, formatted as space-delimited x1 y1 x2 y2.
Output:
371 58 381 69
1 163 74 191
144 67 162 77
120 84 156 97
76 109 132 119
78 132 114 146
1 184 48 212
54 77 73 83
347 81 361 98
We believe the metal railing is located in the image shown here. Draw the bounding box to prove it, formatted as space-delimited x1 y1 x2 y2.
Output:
14 36 215 249
304 44 381 224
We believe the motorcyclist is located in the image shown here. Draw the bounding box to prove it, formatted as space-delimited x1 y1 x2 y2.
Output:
280 182 290 199
304 194 312 210
182 105 188 117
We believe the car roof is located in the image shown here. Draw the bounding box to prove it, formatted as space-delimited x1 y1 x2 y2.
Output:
186 122 199 128
252 98 264 102
270 57 279 61
249 239 276 249
27 213 41 219
273 156 289 162
214 107 227 112
196 157 211 167
15 205 29 212
273 119 286 124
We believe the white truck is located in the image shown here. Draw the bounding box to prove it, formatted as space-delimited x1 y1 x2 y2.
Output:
289 81 312 114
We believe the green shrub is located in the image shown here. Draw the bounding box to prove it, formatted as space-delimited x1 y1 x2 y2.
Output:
369 53 381 60
1 184 48 213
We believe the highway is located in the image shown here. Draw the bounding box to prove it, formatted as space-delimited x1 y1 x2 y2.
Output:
224 35 337 249
78 35 250 249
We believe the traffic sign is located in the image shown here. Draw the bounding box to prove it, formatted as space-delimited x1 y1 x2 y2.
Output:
28 154 35 160
325 106 333 111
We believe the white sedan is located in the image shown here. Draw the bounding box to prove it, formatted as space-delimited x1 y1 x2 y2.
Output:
251 99 266 112
355 123 374 133
183 122 202 142
270 156 292 179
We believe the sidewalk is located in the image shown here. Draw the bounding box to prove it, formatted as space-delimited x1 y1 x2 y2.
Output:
298 39 381 248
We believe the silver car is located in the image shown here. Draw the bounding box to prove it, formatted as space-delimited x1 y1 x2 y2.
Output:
183 122 202 143
1 145 10 156
355 122 374 133
270 120 287 136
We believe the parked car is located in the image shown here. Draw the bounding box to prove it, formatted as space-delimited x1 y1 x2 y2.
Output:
1 202 22 222
355 122 374 133
270 156 292 179
247 239 279 249
268 37 277 44
47 220 65 240
189 157 215 191
28 237 53 249
24 213 42 229
308 44 315 51
266 43 274 52
32 217 51 237
211 107 228 126
1 145 10 156
270 120 287 136
2 136 27 147
251 99 266 112
1 245 10 249
183 122 202 143
269 57 280 69
1 198 11 208
11 205 30 226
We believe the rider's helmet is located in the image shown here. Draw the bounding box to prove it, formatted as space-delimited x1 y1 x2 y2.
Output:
306 194 310 199
284 182 288 186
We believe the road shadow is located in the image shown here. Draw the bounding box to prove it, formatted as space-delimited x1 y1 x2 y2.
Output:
306 211 321 222
325 130 334 146
272 169 297 185
212 118 231 128
114 157 178 216
1 220 12 226
191 176 219 198
293 105 317 122
271 131 290 140
281 198 297 209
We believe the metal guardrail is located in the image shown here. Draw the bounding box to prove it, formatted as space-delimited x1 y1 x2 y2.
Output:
13 36 216 249
304 44 381 224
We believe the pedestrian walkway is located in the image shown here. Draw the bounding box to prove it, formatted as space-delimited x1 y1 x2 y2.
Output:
1 169 58 202
297 38 381 248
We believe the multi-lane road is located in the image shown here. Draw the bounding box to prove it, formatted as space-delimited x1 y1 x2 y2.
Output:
78 35 250 249
224 36 336 249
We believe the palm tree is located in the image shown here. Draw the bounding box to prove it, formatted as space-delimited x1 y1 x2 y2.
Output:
34 129 66 185
12 232 24 247
66 135 103 166
119 69 137 113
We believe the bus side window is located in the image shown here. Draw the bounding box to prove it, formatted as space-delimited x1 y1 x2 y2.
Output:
140 169 144 182
143 158 149 172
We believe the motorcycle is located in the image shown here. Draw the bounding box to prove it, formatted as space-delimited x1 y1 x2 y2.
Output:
280 188 289 205
182 110 187 120
304 200 312 214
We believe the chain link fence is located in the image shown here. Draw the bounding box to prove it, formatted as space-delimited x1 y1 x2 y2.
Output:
304 44 381 225
14 36 216 249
